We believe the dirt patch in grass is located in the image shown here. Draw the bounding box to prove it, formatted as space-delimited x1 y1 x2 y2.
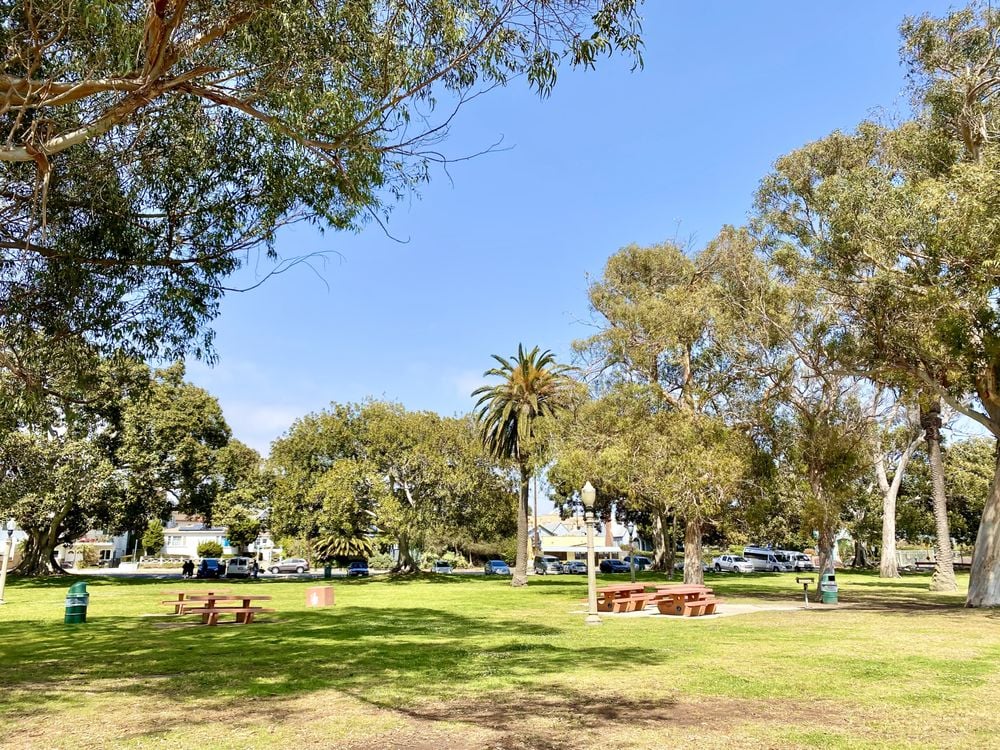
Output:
371 690 841 750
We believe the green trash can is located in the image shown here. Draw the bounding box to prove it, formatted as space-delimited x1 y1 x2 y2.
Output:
820 572 838 605
64 581 90 624
323 564 332 580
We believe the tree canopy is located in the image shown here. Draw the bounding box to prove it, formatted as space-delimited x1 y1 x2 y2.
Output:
0 0 643 371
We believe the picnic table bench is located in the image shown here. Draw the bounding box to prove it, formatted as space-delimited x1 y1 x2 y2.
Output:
160 589 230 615
182 604 275 625
161 592 273 625
653 584 721 617
596 583 647 612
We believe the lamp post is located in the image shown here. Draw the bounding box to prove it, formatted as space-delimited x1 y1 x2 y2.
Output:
627 521 636 583
581 482 601 625
0 519 16 606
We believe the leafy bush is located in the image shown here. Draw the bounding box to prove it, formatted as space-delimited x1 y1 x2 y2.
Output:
368 552 395 570
197 541 224 558
78 545 100 568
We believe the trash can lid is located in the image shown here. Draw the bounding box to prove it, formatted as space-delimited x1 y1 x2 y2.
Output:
68 581 88 594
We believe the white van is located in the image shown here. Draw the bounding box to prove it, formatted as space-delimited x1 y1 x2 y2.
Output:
743 547 794 573
224 556 255 578
778 550 815 572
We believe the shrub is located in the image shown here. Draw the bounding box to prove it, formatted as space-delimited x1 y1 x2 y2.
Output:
368 552 395 570
78 545 100 568
197 540 224 558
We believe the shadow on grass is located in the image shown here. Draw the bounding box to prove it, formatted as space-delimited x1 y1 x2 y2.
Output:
0 603 663 730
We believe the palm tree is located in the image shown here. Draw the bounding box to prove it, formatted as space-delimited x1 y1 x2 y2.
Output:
473 344 576 586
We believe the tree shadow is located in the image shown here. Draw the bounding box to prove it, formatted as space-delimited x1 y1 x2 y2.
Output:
0 603 663 739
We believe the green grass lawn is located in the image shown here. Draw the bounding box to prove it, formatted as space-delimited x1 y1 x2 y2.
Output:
1 570 997 749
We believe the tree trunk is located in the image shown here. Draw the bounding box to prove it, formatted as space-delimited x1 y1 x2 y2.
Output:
879 480 900 578
852 540 868 568
651 510 666 571
666 515 678 580
13 531 63 576
683 517 703 585
922 398 957 592
815 522 835 592
393 531 418 574
876 435 919 578
511 465 530 587
967 447 1000 607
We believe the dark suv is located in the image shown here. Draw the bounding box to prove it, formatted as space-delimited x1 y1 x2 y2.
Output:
347 560 370 577
196 558 223 579
599 559 631 574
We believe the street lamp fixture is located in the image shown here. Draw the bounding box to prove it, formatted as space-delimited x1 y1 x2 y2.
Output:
0 519 16 606
581 482 601 625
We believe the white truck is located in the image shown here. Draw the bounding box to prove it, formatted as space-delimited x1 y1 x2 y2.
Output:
712 554 754 573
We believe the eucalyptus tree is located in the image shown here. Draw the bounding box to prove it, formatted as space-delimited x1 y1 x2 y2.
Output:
573 231 764 583
870 399 923 578
754 4 1000 600
473 345 577 586
0 0 643 380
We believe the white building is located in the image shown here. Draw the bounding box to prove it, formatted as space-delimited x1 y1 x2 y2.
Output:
160 517 281 562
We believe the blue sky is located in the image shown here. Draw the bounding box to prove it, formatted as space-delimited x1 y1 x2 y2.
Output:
186 0 956 456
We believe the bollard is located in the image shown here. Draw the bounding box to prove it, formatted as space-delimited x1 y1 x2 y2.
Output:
64 581 90 624
796 576 814 608
820 572 838 605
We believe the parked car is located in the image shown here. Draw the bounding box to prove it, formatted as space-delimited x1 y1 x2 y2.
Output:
562 560 588 574
743 546 794 572
347 560 370 577
196 558 223 579
430 560 454 574
533 555 564 575
673 560 712 573
268 557 310 574
713 554 754 574
484 560 511 575
599 559 631 574
225 556 254 578
778 550 815 572
622 555 652 571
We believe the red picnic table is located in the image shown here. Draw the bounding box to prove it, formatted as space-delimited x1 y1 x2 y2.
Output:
653 584 720 616
179 593 274 625
160 589 231 615
596 583 648 612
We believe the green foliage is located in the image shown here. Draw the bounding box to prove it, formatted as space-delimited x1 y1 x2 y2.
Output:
77 545 100 568
197 541 224 559
120 363 232 519
473 345 578 470
141 519 165 555
0 1 642 372
269 400 516 570
368 552 395 570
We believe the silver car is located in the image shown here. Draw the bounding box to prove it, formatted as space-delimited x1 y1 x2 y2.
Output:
268 557 310 574
533 555 564 575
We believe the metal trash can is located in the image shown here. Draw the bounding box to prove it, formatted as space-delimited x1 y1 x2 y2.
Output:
323 564 332 580
64 581 90 624
820 572 838 605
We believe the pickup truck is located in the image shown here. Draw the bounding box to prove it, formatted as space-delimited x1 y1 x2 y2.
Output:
713 554 754 574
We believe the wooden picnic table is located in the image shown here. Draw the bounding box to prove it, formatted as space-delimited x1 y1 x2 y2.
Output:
652 584 720 617
160 589 231 614
178 593 274 625
596 583 647 612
